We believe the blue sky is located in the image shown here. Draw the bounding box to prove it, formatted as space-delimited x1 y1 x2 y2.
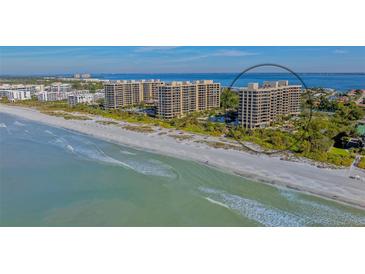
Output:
0 46 364 75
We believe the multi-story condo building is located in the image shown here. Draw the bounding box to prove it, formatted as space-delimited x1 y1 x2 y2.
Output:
141 79 164 103
157 80 220 119
104 80 163 108
238 80 301 129
104 80 144 109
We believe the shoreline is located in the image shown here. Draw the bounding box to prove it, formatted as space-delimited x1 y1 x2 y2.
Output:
1 104 365 210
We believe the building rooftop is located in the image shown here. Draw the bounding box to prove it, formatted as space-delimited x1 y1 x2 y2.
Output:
243 81 301 91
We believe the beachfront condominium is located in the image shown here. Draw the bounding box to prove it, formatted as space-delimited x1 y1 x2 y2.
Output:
104 79 163 109
141 79 164 103
157 80 221 119
238 80 301 129
104 80 143 109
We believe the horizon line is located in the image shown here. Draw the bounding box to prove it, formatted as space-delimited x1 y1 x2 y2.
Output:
1 72 365 77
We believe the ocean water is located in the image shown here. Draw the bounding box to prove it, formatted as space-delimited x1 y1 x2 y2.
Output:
1 113 365 226
94 73 365 92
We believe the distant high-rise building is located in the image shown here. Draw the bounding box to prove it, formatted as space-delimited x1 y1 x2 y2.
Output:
238 80 301 129
157 80 220 119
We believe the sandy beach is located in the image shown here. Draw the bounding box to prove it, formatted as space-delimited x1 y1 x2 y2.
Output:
1 104 365 209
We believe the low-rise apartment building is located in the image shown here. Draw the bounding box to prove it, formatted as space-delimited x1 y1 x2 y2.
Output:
157 80 220 119
49 82 72 93
0 84 44 94
238 80 301 129
67 91 104 106
37 91 71 102
0 90 31 101
68 93 94 106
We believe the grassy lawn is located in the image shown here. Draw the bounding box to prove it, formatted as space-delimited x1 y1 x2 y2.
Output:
329 147 349 156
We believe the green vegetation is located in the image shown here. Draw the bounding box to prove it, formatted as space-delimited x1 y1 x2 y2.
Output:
41 111 91 120
122 125 155 133
96 120 119 125
329 147 349 156
168 134 194 141
220 88 239 111
194 140 244 151
357 157 365 169
71 81 104 92
356 124 365 136
316 95 339 112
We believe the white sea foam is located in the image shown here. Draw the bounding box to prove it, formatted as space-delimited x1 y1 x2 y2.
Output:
120 149 137 155
66 144 74 152
14 121 25 126
0 123 7 128
199 187 305 227
280 190 365 226
45 129 56 136
49 136 176 178
205 197 230 209
123 158 177 178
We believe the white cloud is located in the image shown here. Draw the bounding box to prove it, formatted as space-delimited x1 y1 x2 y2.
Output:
161 49 259 63
211 49 259 57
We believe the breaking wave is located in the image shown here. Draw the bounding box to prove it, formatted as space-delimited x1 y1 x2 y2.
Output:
279 190 365 226
120 149 137 155
0 123 7 128
45 129 56 136
14 121 25 126
200 187 305 227
48 135 176 178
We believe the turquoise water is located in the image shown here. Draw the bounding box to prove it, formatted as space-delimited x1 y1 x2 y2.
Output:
1 113 365 226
